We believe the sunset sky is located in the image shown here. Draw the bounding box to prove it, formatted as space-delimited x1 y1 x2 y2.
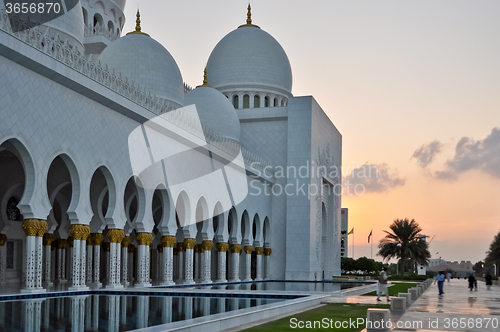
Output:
122 0 500 263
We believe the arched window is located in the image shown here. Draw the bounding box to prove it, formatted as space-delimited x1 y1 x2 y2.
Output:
254 95 260 108
233 95 239 109
281 99 286 106
116 28 120 36
274 98 278 107
6 197 21 221
108 20 114 32
82 8 88 26
264 96 270 107
94 14 103 27
243 94 250 109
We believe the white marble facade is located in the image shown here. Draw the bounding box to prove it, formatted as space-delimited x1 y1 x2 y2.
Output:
0 2 342 290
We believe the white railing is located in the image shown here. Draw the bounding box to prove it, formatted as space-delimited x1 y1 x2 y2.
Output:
83 22 120 42
0 10 274 177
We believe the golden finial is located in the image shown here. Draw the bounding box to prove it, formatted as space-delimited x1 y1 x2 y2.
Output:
196 68 213 88
238 4 260 29
126 9 150 36
246 4 252 25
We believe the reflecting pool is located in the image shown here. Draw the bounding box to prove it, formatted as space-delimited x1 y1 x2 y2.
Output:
195 281 369 292
0 295 283 331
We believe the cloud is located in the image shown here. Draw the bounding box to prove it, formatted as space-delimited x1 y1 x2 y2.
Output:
412 140 443 168
445 128 500 178
344 163 405 193
436 127 500 180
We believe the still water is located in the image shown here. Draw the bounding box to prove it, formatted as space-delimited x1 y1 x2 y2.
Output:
197 281 368 292
0 295 282 331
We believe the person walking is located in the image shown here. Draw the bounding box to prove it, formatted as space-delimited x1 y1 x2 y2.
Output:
446 272 451 282
486 274 492 290
435 271 445 295
468 274 476 291
377 267 390 301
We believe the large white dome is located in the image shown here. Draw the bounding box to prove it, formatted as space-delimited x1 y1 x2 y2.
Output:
206 25 293 96
184 86 240 142
98 32 184 107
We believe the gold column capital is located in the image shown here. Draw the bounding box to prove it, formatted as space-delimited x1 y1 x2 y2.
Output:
0 234 7 246
57 239 67 249
194 244 201 253
177 243 184 252
202 240 214 251
128 244 136 253
243 246 253 254
107 229 125 243
173 247 179 255
216 242 229 252
69 224 90 241
122 236 131 248
136 232 153 246
255 247 264 255
43 233 53 246
230 244 242 254
183 238 197 250
264 248 272 256
67 237 74 248
161 235 176 248
157 244 163 253
92 233 104 246
103 242 110 252
22 219 48 237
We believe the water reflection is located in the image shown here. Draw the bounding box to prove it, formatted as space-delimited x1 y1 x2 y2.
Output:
205 281 364 292
0 294 281 331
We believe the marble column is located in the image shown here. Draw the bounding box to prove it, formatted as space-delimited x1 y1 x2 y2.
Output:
177 243 184 284
121 236 130 286
67 237 74 284
0 234 7 285
160 297 172 324
91 233 103 287
243 246 253 281
173 247 179 282
56 239 67 283
229 244 241 282
255 247 264 280
86 236 93 286
201 241 213 283
264 248 272 280
159 235 175 286
21 219 48 293
183 238 196 284
135 233 153 287
215 242 228 282
103 242 110 285
42 234 53 286
156 244 163 283
194 244 201 283
69 225 91 291
128 244 135 285
106 229 125 289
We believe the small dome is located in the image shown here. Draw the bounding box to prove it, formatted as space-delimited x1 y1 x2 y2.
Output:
206 24 292 96
0 1 85 52
98 15 184 107
184 86 241 142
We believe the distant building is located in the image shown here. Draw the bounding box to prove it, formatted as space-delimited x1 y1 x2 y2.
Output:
427 259 474 278
340 208 348 257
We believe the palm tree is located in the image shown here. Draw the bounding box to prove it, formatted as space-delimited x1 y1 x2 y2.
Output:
377 218 430 275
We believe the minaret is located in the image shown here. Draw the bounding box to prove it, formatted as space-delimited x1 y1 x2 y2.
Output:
81 0 127 55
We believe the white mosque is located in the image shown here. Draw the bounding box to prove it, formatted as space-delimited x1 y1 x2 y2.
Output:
0 0 342 293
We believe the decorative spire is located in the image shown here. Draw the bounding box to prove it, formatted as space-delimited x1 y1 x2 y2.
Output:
196 68 213 88
246 4 252 25
126 9 151 36
238 4 260 29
